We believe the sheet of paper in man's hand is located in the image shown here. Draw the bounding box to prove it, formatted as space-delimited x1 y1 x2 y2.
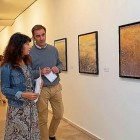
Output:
44 71 57 83
34 68 41 102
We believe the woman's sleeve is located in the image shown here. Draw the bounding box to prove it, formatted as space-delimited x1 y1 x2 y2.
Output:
1 64 24 100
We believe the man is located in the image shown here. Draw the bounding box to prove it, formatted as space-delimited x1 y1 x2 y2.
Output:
30 25 64 140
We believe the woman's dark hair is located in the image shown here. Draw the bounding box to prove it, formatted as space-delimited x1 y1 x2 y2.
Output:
0 55 3 61
1 32 31 68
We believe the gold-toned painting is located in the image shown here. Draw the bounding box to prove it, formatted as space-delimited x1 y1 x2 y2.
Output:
119 21 140 79
30 38 34 47
54 38 67 71
78 31 98 74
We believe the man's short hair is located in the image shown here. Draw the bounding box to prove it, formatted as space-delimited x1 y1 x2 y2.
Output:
32 25 46 36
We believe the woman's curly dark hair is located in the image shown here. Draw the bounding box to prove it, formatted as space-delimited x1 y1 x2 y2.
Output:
1 32 31 68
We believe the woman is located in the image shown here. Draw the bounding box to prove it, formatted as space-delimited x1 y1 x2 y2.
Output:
0 55 6 103
1 33 40 140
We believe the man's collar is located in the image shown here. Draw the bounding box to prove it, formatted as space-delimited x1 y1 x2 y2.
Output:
35 43 47 49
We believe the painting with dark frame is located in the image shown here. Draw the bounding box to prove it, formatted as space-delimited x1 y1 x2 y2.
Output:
30 38 35 47
54 38 67 71
119 21 140 79
78 31 98 74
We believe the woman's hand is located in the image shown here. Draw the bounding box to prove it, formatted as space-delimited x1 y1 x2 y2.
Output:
21 92 39 100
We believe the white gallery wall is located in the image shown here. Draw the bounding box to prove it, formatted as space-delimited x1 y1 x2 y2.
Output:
0 0 140 140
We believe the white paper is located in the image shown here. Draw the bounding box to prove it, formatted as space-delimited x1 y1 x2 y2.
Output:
34 68 41 102
44 71 57 83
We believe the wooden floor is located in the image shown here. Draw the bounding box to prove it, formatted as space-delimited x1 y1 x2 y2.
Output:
0 101 94 140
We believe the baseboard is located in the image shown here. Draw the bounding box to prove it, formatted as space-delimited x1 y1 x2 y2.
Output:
48 109 101 140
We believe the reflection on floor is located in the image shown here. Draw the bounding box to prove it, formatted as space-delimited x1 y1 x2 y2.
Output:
0 101 94 140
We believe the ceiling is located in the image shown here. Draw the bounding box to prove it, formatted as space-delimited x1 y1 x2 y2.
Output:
0 0 37 31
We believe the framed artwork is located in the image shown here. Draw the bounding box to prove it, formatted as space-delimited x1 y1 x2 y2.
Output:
54 38 67 71
30 38 34 47
78 31 99 74
119 21 140 79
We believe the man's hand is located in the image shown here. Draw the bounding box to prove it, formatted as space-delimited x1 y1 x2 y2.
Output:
51 66 59 74
41 67 51 75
